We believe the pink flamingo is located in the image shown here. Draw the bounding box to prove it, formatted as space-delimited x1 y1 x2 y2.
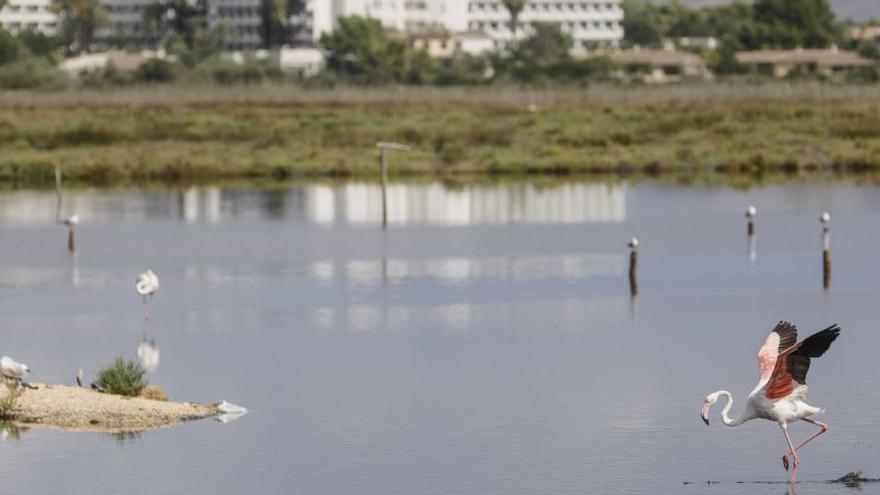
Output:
701 321 841 484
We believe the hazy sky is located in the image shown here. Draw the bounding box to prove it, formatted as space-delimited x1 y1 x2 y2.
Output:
655 0 876 21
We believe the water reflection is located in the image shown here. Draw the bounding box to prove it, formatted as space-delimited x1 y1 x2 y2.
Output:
0 182 627 226
137 340 160 373
306 295 631 336
0 422 27 441
309 254 624 288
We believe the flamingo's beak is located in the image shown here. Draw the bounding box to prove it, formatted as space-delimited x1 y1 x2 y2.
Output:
701 404 710 425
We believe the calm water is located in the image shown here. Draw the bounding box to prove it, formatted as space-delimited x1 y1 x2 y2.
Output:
1 179 879 494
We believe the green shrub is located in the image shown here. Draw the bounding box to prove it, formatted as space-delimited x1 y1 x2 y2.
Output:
95 358 147 396
0 29 23 66
135 59 177 83
16 30 58 60
0 58 68 89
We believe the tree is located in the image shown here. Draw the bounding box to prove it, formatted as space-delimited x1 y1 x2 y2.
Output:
260 0 305 48
260 0 286 48
52 0 107 54
499 23 615 83
0 29 23 65
16 30 58 59
621 0 663 47
501 0 526 39
753 0 836 48
321 16 437 84
142 0 205 49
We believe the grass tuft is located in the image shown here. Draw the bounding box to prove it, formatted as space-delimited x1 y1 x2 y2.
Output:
0 387 19 419
95 358 148 397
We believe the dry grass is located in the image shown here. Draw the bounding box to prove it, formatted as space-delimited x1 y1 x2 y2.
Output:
3 81 880 109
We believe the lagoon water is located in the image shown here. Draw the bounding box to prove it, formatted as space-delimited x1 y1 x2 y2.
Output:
1 178 880 494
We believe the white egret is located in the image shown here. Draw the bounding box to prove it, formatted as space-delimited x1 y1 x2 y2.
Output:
135 270 159 323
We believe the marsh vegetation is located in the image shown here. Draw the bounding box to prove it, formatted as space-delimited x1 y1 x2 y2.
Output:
2 83 880 185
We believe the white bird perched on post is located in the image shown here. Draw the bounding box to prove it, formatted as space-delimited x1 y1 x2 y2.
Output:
135 270 159 323
820 211 830 230
62 215 79 226
746 206 757 236
628 237 639 250
1 356 30 388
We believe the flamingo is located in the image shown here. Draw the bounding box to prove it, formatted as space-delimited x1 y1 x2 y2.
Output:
1 356 31 388
701 321 841 484
135 270 159 323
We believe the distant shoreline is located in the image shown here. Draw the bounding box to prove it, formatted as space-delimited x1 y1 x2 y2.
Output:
3 83 880 185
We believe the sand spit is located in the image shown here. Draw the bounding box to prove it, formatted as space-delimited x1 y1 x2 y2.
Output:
1 384 220 432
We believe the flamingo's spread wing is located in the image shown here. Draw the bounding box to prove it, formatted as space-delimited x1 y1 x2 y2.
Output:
756 321 798 387
764 324 841 400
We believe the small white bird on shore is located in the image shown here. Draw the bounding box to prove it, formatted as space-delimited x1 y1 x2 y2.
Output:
1 356 30 387
136 270 159 323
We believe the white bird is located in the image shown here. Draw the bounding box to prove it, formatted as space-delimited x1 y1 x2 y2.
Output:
1 356 30 386
746 206 757 218
62 214 79 227
701 321 841 485
136 270 159 297
820 211 830 225
628 237 639 249
135 270 159 323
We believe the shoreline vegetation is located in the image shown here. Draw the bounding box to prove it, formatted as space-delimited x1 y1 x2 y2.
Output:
4 83 880 185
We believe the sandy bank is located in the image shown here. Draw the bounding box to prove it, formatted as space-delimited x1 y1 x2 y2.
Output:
1 384 219 432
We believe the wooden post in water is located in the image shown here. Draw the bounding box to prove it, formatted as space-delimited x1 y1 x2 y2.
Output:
375 142 411 229
820 211 830 289
62 214 79 253
628 237 639 297
55 165 62 224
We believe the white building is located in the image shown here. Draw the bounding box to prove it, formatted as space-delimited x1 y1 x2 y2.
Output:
205 0 263 49
0 0 56 36
98 0 264 49
464 0 624 50
309 0 623 51
98 0 154 44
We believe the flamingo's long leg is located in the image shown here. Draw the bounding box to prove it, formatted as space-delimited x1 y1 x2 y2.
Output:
783 418 828 470
143 296 150 324
781 424 800 484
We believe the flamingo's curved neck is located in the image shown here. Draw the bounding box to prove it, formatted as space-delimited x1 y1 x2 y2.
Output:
717 391 747 426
